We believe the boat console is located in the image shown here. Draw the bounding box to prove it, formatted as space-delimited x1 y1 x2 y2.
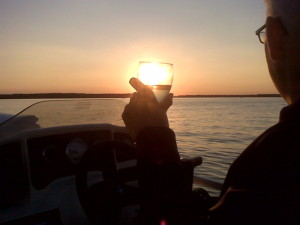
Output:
0 100 216 225
0 123 137 225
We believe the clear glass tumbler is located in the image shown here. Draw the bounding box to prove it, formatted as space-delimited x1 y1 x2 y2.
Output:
137 61 174 103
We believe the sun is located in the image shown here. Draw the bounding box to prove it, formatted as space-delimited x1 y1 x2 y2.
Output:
137 62 173 86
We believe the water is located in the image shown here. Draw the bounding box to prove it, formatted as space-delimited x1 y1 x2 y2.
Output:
151 85 171 103
0 99 46 115
0 97 287 194
168 97 286 194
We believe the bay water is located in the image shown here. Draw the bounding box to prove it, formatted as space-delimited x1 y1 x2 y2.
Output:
0 97 287 194
168 98 286 191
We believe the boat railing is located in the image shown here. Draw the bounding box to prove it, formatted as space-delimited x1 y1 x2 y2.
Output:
193 176 223 191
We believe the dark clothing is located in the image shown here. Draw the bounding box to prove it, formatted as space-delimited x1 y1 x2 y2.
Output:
210 101 300 224
136 127 207 225
221 100 300 195
136 100 300 225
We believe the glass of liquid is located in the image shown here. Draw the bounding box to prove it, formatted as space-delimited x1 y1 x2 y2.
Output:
137 61 174 103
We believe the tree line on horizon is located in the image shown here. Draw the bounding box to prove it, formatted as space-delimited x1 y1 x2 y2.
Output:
0 93 280 99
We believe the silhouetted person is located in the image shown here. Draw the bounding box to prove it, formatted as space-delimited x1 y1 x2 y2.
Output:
123 1 300 224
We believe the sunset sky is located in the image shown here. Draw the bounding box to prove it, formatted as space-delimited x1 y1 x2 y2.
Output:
0 0 275 95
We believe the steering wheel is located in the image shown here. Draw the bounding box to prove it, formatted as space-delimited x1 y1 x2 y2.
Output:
75 140 138 225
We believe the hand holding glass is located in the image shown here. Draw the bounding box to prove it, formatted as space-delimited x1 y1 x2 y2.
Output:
137 61 174 103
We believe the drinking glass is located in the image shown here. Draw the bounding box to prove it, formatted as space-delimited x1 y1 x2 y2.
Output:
137 61 174 103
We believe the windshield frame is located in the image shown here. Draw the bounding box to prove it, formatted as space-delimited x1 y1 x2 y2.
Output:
0 99 127 138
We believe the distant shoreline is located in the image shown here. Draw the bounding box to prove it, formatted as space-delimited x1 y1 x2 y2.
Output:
176 94 280 98
0 93 281 99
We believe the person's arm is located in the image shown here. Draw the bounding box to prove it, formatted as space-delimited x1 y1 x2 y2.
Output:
122 78 181 184
136 126 180 163
122 79 207 225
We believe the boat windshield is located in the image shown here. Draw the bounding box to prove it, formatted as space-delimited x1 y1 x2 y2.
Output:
0 99 126 138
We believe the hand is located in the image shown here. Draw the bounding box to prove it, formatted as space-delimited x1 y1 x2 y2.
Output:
122 78 173 140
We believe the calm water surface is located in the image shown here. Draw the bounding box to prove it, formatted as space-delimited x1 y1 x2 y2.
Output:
169 98 286 188
0 97 287 194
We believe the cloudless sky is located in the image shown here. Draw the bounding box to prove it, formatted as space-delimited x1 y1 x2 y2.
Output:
0 0 275 95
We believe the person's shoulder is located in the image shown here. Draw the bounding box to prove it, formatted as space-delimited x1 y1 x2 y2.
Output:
264 119 300 148
240 121 300 170
232 122 299 167
255 119 300 147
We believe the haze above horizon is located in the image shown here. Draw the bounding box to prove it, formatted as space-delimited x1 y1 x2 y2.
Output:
0 0 276 96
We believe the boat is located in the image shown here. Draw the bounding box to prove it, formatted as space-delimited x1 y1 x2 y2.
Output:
0 99 222 225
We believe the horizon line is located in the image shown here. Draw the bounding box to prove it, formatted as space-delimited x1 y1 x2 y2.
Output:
0 93 281 99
